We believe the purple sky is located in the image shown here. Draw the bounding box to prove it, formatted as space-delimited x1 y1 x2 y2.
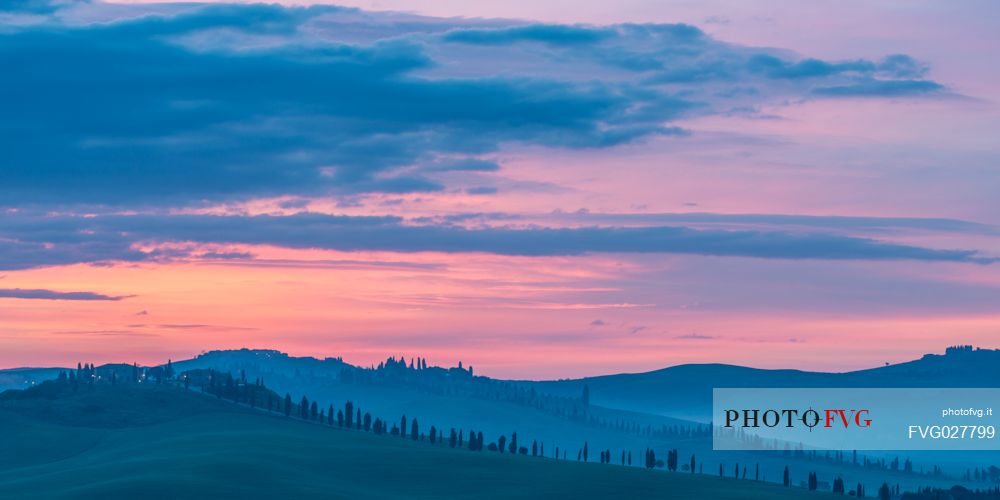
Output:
0 0 997 377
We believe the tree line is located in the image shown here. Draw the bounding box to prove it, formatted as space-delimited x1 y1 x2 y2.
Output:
39 361 995 499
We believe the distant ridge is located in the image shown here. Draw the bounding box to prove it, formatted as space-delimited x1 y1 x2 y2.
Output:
524 346 1000 420
4 346 998 420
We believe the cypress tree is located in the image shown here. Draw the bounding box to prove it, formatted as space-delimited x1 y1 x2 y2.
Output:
833 477 844 494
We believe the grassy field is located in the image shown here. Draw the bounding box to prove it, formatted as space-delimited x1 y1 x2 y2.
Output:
0 385 825 499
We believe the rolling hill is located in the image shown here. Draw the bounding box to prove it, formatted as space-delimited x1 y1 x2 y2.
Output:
523 346 1000 421
7 346 999 424
168 349 703 459
0 367 67 392
0 383 821 500
3 349 996 496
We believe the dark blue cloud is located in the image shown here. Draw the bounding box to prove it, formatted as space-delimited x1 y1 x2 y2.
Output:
424 158 501 172
624 23 705 40
0 213 990 270
0 5 678 207
0 2 943 209
197 251 256 260
812 79 944 97
0 0 64 13
0 288 126 301
877 54 928 79
442 25 615 45
543 212 997 235
747 55 874 79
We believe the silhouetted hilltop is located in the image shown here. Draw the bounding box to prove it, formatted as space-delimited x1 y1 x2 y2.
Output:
3 346 998 422
0 377 252 428
525 346 1000 420
177 348 350 373
846 345 1000 381
4 348 997 496
0 367 65 392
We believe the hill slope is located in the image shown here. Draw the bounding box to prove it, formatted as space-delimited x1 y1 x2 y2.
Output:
169 348 700 456
0 384 819 500
524 347 1000 420
7 346 999 423
0 367 66 392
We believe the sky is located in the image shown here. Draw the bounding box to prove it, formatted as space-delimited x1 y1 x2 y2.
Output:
1 0 998 378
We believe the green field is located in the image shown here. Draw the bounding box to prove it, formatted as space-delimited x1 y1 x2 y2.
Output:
0 385 824 499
